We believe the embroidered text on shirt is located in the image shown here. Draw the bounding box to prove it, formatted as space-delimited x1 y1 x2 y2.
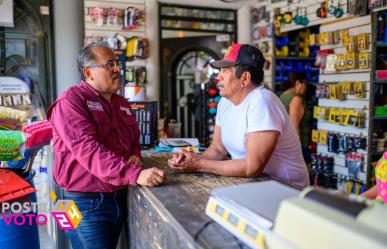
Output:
87 100 103 111
120 106 132 115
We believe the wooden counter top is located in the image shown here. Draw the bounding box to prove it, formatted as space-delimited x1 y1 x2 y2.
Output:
128 153 271 249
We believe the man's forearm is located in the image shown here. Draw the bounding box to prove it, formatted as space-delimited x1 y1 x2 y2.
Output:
196 158 264 177
196 144 227 161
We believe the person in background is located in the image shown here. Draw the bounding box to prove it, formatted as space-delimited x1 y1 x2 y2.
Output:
168 44 309 189
47 42 165 249
279 72 313 161
362 151 387 205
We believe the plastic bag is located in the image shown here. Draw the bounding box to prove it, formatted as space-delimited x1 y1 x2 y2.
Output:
0 106 28 121
0 130 25 161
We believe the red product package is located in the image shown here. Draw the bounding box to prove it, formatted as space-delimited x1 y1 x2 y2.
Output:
107 7 121 26
90 6 105 26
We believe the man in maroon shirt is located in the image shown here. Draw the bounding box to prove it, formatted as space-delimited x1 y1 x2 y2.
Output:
47 41 165 249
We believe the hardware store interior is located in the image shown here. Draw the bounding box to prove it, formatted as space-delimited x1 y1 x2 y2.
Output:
0 0 387 249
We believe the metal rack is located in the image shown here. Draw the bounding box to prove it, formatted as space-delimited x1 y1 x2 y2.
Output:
368 10 387 184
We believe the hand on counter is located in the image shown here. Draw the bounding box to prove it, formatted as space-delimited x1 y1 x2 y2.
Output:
136 168 166 187
168 150 199 173
127 155 143 167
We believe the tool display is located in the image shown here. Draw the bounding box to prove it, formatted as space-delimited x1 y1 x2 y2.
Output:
129 101 158 149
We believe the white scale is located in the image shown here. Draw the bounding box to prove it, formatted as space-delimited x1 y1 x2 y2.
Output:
205 180 387 249
205 181 299 249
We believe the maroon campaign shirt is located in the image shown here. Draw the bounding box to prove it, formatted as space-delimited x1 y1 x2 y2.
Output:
47 81 142 192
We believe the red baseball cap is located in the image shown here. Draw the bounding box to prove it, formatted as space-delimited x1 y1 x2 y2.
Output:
210 44 265 69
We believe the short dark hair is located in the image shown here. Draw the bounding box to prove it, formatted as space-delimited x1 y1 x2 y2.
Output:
77 41 111 80
234 64 263 85
281 72 307 92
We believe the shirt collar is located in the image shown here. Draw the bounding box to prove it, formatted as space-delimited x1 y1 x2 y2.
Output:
80 80 100 97
80 80 118 103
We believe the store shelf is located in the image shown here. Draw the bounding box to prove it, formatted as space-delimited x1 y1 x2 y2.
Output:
161 27 234 34
320 69 372 75
276 57 316 60
371 5 387 12
373 79 387 84
252 37 273 43
160 15 234 24
375 42 387 47
373 116 387 120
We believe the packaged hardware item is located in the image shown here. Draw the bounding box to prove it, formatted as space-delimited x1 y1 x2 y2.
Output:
353 82 366 98
312 129 319 143
313 106 329 120
327 133 340 153
346 152 364 179
315 49 334 69
107 7 121 26
315 84 329 98
310 153 335 187
329 84 344 100
346 110 365 128
345 36 356 52
345 52 356 70
341 81 353 94
328 108 341 124
90 7 105 26
340 109 350 125
356 33 369 51
335 54 346 70
358 52 370 69
124 7 144 28
319 32 331 45
325 54 337 72
319 130 328 145
340 29 349 45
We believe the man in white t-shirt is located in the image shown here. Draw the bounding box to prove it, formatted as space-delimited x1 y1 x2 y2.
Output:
168 44 309 188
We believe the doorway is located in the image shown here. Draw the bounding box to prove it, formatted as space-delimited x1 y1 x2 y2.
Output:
159 3 237 143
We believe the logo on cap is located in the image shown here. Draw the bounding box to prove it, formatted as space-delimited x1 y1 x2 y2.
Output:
224 46 233 57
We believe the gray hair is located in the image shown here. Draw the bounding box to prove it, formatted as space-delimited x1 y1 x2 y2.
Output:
77 41 111 80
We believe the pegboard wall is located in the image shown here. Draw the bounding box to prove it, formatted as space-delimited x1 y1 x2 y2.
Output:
83 0 148 69
316 15 372 184
273 0 361 33
251 0 362 90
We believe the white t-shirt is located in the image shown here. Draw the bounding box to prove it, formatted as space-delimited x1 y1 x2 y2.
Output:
215 86 309 188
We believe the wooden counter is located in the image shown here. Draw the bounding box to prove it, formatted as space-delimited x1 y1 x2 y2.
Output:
127 153 271 249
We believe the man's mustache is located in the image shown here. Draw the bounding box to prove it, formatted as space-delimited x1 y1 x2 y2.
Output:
112 73 120 80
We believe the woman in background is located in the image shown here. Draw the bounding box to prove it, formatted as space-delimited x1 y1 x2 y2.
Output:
363 152 387 204
279 72 312 161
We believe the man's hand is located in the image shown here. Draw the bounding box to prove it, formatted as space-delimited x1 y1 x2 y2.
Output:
127 155 143 167
136 168 165 187
168 150 199 173
168 152 186 164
